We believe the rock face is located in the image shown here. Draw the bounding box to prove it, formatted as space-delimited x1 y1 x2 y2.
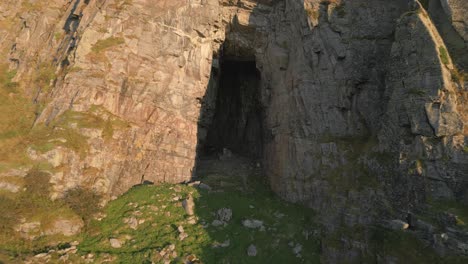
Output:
0 0 467 261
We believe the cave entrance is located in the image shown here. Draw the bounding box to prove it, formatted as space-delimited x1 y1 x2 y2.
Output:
198 56 264 162
205 58 263 158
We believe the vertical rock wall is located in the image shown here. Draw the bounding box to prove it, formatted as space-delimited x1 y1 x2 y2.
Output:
0 0 467 259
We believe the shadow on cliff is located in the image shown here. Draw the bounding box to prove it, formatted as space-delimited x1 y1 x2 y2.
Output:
186 1 324 262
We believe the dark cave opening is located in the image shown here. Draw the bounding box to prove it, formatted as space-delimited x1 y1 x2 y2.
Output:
198 58 264 160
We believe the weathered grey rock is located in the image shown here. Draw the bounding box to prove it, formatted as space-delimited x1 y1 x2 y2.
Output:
242 219 263 229
15 221 41 240
178 226 188 241
123 217 139 230
216 208 232 222
44 218 84 236
198 183 212 191
387 220 410 231
212 239 230 248
109 238 122 248
247 244 257 257
182 194 195 216
0 182 20 193
211 220 224 227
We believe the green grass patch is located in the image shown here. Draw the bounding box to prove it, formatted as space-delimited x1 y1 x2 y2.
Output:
0 169 81 257
78 175 321 263
406 88 426 97
450 68 466 85
429 200 468 229
439 46 450 65
0 68 19 93
371 229 438 263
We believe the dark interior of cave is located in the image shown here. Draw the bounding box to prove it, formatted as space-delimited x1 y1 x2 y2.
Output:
199 58 263 159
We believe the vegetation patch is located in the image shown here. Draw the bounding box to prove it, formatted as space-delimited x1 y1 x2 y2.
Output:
429 200 468 230
406 88 426 97
77 173 321 263
91 37 125 54
0 67 19 93
0 169 81 257
450 68 466 85
438 46 450 65
63 188 102 224
32 62 56 94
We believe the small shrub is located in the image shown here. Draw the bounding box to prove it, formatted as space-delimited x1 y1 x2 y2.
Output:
406 88 426 96
450 68 466 84
63 188 102 223
0 68 19 93
54 32 62 41
24 168 51 198
438 46 449 65
34 63 56 93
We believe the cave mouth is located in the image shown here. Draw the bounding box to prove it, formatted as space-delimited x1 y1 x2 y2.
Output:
199 57 264 160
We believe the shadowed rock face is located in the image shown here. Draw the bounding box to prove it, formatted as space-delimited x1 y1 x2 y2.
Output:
203 59 263 158
0 0 467 260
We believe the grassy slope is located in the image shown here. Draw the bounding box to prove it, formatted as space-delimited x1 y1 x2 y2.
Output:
77 173 321 263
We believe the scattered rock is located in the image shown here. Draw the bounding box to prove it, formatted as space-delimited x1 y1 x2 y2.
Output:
185 254 200 264
173 185 182 192
247 244 257 257
212 239 230 248
216 208 232 222
15 221 41 240
243 219 264 229
219 148 233 160
388 219 410 230
198 183 212 191
178 225 188 241
187 216 198 225
123 217 139 230
211 219 224 227
0 168 29 178
109 238 122 248
0 182 20 193
148 205 159 212
44 218 84 236
292 243 303 257
94 212 107 221
182 194 195 216
188 181 201 187
159 244 177 262
274 212 285 218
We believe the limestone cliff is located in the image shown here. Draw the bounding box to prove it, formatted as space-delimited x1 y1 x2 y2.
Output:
0 0 467 262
